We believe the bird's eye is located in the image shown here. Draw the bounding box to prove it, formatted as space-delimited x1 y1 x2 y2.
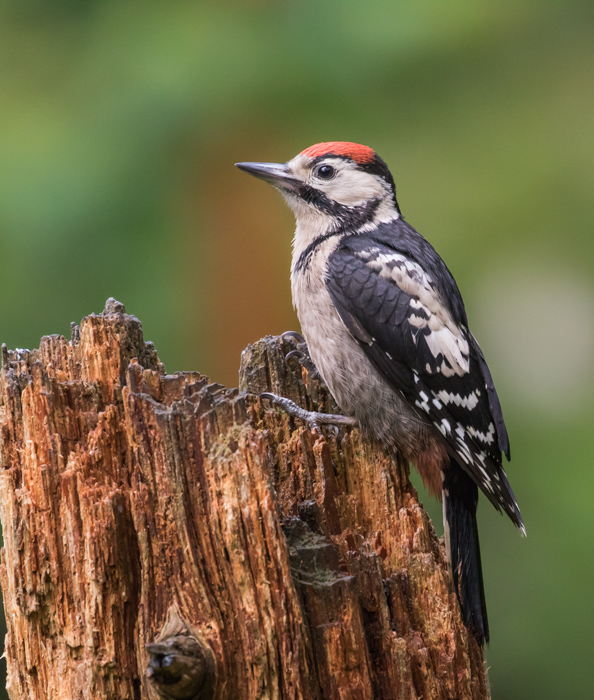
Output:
315 164 336 180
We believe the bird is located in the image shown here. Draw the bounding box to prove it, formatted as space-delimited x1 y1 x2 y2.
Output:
236 141 524 645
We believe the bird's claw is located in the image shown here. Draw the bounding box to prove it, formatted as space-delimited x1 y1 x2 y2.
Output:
281 331 322 380
260 392 355 434
282 330 306 345
285 349 304 362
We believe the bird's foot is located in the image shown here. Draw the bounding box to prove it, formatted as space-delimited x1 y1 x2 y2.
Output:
282 330 306 345
281 331 322 380
260 392 355 434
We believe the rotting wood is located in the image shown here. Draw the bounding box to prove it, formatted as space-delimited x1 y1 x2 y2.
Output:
0 299 490 699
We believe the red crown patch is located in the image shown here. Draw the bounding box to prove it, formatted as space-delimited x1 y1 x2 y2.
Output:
301 142 376 164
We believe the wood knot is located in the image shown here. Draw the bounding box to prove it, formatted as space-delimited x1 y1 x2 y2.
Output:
146 607 217 700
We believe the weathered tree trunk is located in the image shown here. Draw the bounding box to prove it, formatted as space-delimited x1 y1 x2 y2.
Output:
0 299 490 699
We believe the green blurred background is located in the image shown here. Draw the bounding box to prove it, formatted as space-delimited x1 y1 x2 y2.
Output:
1 1 593 697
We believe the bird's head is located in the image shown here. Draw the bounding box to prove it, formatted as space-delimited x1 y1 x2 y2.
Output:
236 142 400 234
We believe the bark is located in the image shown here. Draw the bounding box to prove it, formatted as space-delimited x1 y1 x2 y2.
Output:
0 299 490 700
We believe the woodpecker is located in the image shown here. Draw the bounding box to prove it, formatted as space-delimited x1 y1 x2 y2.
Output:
236 142 524 645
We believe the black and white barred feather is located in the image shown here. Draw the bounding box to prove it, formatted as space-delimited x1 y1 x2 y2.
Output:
325 220 524 532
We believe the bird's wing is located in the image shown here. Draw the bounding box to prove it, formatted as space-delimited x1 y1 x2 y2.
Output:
325 234 522 527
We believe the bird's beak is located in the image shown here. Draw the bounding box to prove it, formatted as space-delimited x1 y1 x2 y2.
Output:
235 162 300 192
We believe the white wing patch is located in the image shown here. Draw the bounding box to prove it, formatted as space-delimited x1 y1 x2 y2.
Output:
415 390 431 413
423 323 469 376
455 430 473 465
436 389 480 410
357 249 470 376
467 423 496 445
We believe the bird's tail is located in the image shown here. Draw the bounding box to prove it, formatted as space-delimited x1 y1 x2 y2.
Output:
443 462 489 645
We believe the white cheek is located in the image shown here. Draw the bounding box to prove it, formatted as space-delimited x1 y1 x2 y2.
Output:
320 172 387 207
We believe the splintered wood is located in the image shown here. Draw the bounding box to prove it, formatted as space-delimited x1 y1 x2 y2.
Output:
0 299 490 699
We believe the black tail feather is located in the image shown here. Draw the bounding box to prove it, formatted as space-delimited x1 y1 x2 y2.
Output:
443 462 489 645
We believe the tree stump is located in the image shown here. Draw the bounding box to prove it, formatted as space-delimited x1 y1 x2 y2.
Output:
0 299 490 699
